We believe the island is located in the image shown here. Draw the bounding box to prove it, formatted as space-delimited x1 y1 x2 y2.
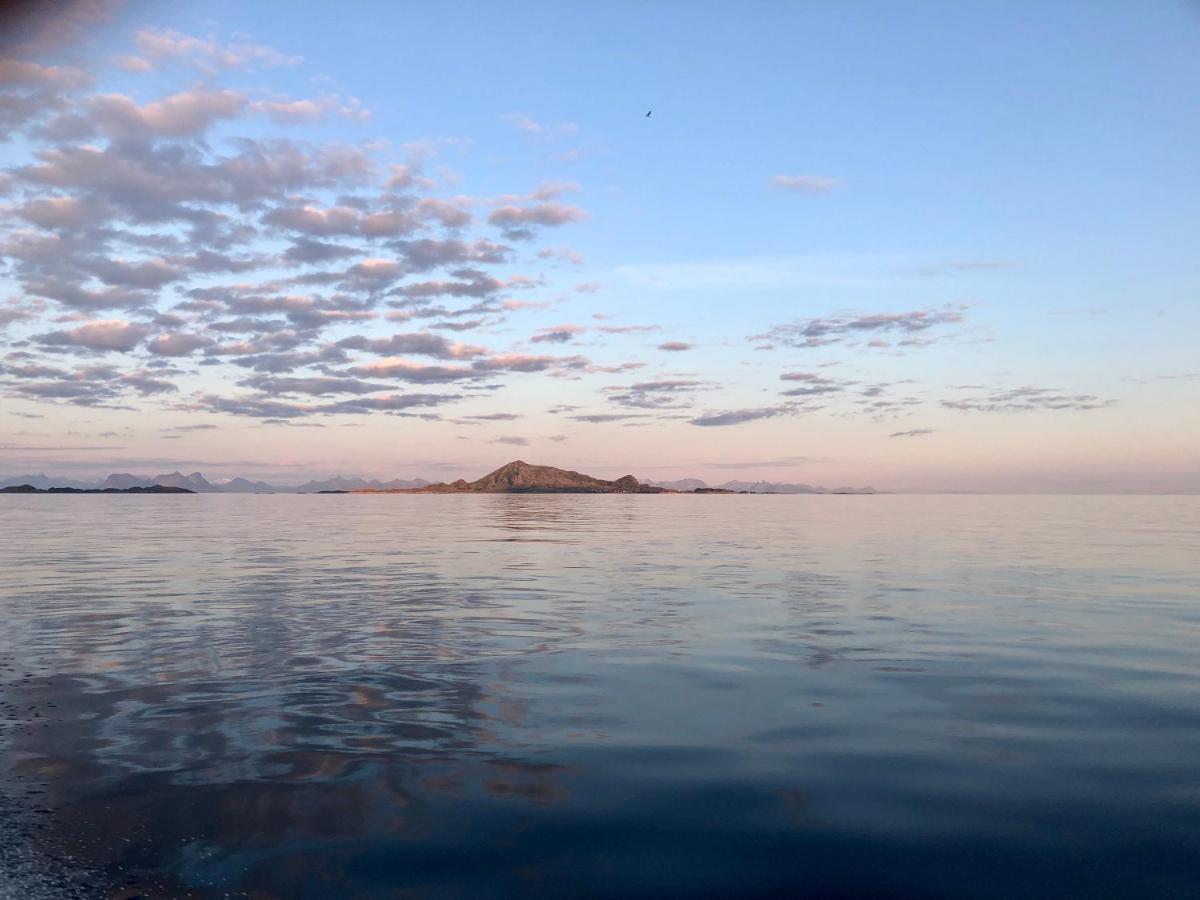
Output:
355 460 721 494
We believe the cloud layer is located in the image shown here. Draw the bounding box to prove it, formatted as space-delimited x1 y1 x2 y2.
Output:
0 22 607 423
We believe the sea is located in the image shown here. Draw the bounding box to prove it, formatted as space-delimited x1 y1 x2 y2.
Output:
0 494 1197 898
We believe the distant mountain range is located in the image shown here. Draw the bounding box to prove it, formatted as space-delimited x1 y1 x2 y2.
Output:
0 471 431 494
1 465 879 495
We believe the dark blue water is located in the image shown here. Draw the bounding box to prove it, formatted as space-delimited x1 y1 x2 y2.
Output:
1 495 1197 898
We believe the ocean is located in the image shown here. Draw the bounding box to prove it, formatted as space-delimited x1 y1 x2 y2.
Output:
1 494 1197 898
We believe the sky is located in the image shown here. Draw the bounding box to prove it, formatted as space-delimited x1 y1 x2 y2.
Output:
0 0 1197 491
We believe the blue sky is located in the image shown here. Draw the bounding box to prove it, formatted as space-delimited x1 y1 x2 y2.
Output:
0 1 1197 490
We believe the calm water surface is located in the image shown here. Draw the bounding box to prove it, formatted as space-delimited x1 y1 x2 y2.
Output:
0 495 1197 898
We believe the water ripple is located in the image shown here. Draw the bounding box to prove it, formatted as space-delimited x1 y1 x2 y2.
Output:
0 494 1198 898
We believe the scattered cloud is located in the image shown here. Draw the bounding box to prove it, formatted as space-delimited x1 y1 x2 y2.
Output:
912 259 1013 277
0 299 38 329
596 323 659 335
889 428 935 438
350 358 481 384
161 423 218 434
537 246 584 266
87 87 247 138
606 379 709 410
129 26 302 73
779 371 851 397
36 320 150 352
568 413 651 424
500 112 578 140
755 304 967 349
237 374 393 396
147 332 216 356
251 93 370 124
338 332 487 360
463 412 523 421
942 386 1114 413
487 182 587 240
773 174 840 193
194 391 456 419
689 405 794 427
0 59 90 90
476 353 590 375
530 323 586 344
488 201 588 239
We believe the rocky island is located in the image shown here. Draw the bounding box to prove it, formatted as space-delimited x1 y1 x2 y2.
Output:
355 460 675 494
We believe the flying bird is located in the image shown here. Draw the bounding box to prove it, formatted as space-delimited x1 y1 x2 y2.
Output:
645 110 652 117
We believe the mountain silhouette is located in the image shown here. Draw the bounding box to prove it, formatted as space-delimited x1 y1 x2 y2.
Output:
361 460 659 494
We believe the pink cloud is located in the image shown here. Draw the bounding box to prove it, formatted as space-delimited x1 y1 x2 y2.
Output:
88 88 246 137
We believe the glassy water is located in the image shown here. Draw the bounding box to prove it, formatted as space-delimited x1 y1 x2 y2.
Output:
0 495 1197 898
